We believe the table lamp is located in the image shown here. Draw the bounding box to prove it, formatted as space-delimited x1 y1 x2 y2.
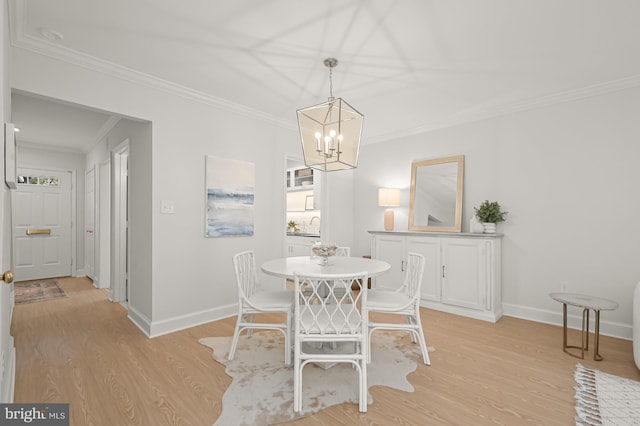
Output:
378 188 401 231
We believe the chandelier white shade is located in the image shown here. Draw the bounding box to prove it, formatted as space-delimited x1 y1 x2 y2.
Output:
297 58 363 172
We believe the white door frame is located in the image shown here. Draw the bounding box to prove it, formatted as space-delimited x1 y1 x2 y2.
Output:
97 157 111 289
85 166 96 282
111 139 129 304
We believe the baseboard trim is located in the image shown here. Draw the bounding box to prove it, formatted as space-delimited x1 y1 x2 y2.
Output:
421 300 502 323
502 302 632 341
127 306 152 337
147 304 237 338
72 269 87 278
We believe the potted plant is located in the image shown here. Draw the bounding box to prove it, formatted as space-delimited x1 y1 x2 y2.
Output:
474 200 507 233
287 220 299 233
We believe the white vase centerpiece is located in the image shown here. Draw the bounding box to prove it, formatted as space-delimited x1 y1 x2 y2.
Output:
311 243 337 265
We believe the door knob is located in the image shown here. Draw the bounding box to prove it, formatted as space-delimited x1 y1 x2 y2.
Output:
1 270 14 284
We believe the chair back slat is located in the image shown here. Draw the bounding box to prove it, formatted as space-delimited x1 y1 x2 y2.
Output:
335 246 350 257
295 272 368 337
404 252 426 300
232 250 259 299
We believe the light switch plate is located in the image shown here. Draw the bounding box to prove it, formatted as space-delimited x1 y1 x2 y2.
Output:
161 200 175 214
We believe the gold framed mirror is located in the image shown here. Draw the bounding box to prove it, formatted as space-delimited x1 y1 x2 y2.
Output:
409 155 464 232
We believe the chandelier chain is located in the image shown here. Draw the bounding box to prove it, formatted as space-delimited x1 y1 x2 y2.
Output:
324 57 338 100
329 66 334 99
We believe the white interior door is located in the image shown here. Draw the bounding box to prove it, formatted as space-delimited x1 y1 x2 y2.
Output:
85 168 96 281
0 157 16 403
12 168 72 281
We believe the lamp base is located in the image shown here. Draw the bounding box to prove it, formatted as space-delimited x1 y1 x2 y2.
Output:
384 209 395 231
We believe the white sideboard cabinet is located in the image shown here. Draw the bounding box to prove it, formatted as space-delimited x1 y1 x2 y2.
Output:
370 231 502 322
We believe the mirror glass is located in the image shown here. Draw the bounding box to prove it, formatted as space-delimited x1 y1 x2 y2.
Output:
409 155 464 232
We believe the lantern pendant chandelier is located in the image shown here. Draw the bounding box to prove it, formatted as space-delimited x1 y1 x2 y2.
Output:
297 58 364 172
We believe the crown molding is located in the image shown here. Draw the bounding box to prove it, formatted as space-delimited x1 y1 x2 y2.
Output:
17 139 85 155
367 73 640 145
8 0 295 131
489 74 640 117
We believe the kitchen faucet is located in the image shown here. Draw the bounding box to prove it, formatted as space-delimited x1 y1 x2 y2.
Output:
310 216 320 226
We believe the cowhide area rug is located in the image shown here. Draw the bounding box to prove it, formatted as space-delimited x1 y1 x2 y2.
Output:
199 330 433 426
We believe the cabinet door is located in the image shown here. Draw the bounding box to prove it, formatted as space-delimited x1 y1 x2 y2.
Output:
286 239 316 257
406 237 441 302
441 239 485 310
372 235 404 289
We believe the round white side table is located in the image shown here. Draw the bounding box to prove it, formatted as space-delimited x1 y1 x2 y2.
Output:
549 292 618 361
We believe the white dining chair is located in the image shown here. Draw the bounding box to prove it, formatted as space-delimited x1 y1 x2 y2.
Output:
364 252 430 365
229 250 293 364
293 271 369 413
335 246 350 257
305 246 351 301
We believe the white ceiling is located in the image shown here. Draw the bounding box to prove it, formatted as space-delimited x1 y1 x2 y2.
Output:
9 0 640 152
11 91 120 153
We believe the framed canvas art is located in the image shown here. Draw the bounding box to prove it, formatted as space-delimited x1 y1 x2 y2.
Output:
205 156 255 237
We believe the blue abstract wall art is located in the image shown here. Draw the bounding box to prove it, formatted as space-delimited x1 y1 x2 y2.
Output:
205 156 254 237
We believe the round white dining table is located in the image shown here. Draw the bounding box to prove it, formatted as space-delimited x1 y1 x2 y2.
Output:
261 256 390 279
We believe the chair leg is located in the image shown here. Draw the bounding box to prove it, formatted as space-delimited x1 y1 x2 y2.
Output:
247 314 256 338
367 328 375 364
284 314 292 365
228 324 242 361
406 315 417 343
359 359 368 412
414 315 430 365
293 348 302 413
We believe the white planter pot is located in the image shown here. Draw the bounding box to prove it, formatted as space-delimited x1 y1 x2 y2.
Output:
469 215 485 233
482 222 496 233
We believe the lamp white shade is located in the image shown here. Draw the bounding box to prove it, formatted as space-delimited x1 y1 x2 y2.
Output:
378 188 400 231
378 188 400 207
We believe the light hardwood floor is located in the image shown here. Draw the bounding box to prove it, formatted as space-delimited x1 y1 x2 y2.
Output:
11 276 640 425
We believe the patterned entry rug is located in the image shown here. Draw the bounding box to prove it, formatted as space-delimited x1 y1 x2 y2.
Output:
14 279 67 304
200 330 434 426
575 363 640 425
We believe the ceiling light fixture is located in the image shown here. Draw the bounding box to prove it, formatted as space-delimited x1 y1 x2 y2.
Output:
297 58 363 172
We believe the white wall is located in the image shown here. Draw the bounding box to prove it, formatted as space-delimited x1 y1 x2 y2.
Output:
354 87 640 339
16 146 86 275
86 118 153 320
10 46 299 336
